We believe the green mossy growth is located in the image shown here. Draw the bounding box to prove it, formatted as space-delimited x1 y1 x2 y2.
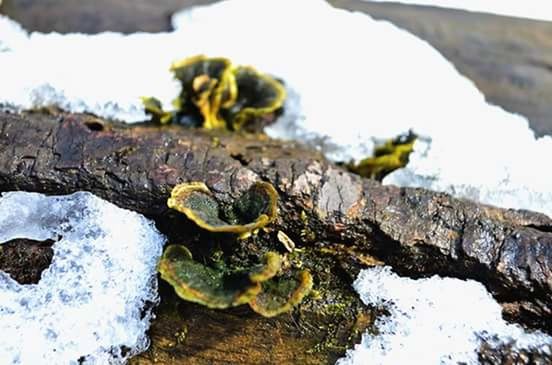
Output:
348 131 417 180
249 270 313 317
167 181 278 236
142 55 286 131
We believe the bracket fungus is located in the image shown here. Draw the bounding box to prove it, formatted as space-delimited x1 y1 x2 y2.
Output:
348 131 417 180
159 244 312 316
222 66 286 131
249 270 314 318
167 181 278 237
141 96 173 125
158 245 275 309
143 55 286 131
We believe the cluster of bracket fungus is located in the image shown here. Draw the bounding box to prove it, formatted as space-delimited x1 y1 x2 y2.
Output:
159 181 313 317
143 55 286 131
348 131 417 180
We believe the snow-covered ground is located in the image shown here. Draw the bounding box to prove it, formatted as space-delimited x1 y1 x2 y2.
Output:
365 0 552 22
0 0 551 363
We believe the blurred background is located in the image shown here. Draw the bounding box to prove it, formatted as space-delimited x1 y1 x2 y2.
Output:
1 0 551 136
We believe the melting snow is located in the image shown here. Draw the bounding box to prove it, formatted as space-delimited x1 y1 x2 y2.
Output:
336 266 552 365
0 192 165 364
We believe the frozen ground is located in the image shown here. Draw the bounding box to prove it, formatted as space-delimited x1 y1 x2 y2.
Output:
0 192 165 364
364 1 552 22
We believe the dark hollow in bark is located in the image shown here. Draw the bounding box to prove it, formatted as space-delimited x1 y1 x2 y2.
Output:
0 111 551 363
0 238 55 284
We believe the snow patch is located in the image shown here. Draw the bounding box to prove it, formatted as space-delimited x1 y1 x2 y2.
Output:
0 22 180 122
0 191 165 364
0 15 27 52
337 267 552 365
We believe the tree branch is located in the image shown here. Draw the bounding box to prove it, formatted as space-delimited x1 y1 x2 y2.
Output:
1 111 550 362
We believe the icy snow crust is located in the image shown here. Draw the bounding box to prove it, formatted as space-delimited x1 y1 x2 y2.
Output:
0 192 165 364
337 267 552 365
1 0 551 218
365 0 552 22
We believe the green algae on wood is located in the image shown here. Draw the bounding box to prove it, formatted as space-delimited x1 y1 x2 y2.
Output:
167 181 278 236
348 131 417 180
143 55 286 131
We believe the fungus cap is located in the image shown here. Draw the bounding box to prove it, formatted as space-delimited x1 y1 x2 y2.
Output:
167 181 278 235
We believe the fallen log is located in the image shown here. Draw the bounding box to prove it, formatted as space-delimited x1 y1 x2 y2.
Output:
0 111 551 363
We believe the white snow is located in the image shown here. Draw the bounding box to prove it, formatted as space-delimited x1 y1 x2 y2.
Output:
0 14 27 52
336 266 552 365
0 191 165 364
364 0 552 22
0 17 180 122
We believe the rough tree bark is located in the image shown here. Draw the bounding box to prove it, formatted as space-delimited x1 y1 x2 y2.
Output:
0 111 551 363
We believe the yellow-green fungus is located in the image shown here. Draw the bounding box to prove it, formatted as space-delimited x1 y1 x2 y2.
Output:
249 270 314 317
222 66 287 131
159 245 285 309
141 96 173 124
349 131 417 180
167 181 278 235
159 244 262 309
170 55 237 129
142 55 285 131
249 251 282 282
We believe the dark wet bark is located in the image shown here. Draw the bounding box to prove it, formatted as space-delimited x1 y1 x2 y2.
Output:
0 238 54 284
0 111 551 363
479 340 552 365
